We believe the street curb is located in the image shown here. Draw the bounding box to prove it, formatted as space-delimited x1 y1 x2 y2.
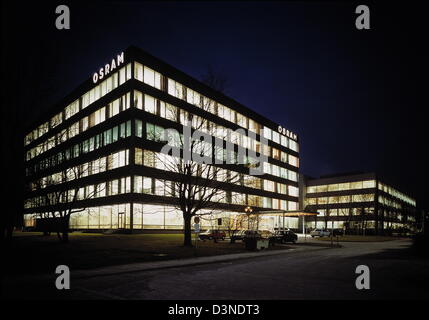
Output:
71 245 332 280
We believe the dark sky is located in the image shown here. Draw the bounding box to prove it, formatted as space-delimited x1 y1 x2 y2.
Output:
3 1 427 209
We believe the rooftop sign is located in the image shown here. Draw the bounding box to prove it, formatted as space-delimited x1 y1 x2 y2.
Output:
278 125 297 140
92 52 125 84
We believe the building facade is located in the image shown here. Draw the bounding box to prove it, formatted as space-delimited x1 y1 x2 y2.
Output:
23 46 300 231
302 172 417 234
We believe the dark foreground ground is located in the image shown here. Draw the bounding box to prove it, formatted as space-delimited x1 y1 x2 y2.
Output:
3 237 429 300
3 231 285 275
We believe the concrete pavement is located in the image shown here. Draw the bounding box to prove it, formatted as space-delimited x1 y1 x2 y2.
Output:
4 239 429 300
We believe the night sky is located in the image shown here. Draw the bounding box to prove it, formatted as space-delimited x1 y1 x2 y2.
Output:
2 1 426 210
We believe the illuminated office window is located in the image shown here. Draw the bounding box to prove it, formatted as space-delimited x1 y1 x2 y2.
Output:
288 170 298 182
307 197 317 205
134 91 143 109
350 181 363 189
316 185 328 192
362 180 376 189
272 148 280 160
50 113 63 128
288 201 298 210
264 180 275 192
272 165 279 177
143 66 156 88
135 120 143 138
143 177 152 194
289 140 298 152
65 100 79 120
237 113 248 129
328 184 339 192
281 135 288 148
337 182 350 191
263 197 272 209
134 62 143 81
288 185 299 197
288 155 299 167
280 167 287 179
272 131 280 144
263 127 272 140
144 94 156 114
248 119 260 135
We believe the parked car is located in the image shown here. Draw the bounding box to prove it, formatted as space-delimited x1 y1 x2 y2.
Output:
230 230 247 243
310 228 331 237
199 229 226 241
230 230 266 243
332 229 344 236
272 230 298 243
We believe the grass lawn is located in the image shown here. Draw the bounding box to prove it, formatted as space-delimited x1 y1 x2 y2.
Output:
5 231 289 275
316 235 402 242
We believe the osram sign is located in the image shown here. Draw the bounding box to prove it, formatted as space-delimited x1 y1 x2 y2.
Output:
278 125 297 141
92 52 125 84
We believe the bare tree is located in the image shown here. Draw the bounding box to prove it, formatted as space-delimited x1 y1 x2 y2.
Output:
338 206 350 235
384 196 398 234
245 211 263 231
223 214 247 240
324 199 331 230
357 193 375 235
327 195 341 231
148 71 252 246
200 66 228 94
158 119 240 246
27 140 111 242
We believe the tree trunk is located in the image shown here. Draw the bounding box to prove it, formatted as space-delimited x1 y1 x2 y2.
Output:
183 213 192 247
61 215 70 243
62 230 69 243
6 224 14 241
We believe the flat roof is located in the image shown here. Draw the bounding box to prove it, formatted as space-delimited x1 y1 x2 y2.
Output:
306 172 376 186
255 210 319 217
25 46 299 142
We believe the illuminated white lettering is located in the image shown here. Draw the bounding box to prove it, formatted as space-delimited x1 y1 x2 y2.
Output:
99 67 104 80
111 58 117 71
117 52 124 65
92 51 125 84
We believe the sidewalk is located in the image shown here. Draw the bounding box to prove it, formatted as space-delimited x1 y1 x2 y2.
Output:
4 242 335 290
71 243 331 279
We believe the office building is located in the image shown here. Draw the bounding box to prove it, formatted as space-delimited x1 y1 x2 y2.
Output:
302 172 417 234
23 46 300 231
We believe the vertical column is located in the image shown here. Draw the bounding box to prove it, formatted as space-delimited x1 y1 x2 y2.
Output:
129 87 136 233
130 202 134 233
163 206 166 230
375 179 380 235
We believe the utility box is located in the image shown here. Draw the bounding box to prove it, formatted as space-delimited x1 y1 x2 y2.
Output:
256 239 269 250
245 238 269 251
244 238 257 250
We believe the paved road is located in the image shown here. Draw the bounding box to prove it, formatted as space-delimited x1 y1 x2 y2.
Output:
4 239 428 300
